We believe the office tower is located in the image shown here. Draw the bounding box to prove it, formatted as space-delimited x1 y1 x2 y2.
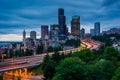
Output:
41 25 49 39
50 24 60 40
66 27 69 36
58 8 66 36
102 28 120 35
23 30 26 50
90 29 95 36
23 30 26 41
71 15 80 37
94 22 100 36
81 28 85 39
30 31 36 39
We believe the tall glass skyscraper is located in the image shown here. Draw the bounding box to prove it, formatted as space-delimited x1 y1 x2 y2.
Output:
58 8 66 36
30 31 36 39
90 29 95 36
41 25 49 39
50 24 60 40
81 28 85 39
94 22 100 36
71 15 80 37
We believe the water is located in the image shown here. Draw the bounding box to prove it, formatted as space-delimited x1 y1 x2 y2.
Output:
0 43 10 47
0 41 22 47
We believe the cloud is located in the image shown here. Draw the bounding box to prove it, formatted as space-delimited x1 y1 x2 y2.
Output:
102 0 120 7
0 0 119 41
0 34 22 41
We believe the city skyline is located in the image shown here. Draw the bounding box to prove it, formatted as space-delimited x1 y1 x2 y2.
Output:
0 0 120 41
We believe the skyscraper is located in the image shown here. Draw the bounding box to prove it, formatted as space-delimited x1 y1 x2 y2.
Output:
58 8 66 36
23 30 26 48
94 22 100 36
90 29 95 36
71 15 80 37
50 24 60 40
81 28 85 39
41 25 49 39
23 30 26 41
30 31 36 39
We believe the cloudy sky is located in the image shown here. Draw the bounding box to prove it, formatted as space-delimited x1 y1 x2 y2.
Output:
0 0 120 41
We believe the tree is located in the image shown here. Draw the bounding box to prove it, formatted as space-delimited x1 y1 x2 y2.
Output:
43 59 56 80
53 57 87 80
92 34 113 46
65 39 80 48
25 49 33 56
47 46 54 52
14 50 19 57
103 46 119 61
51 52 62 64
36 45 43 54
41 54 50 70
47 46 62 52
52 76 59 80
73 49 95 63
112 67 120 80
54 47 62 52
91 60 115 80
95 44 105 54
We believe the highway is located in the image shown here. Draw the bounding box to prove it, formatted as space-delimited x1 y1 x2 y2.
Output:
0 55 43 72
0 40 100 73
81 39 100 50
0 47 81 73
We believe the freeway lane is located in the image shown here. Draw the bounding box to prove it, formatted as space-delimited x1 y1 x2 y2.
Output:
0 40 100 73
81 39 100 50
0 56 43 72
0 47 81 73
0 56 44 66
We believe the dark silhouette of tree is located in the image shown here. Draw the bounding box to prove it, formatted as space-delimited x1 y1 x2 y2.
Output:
36 45 43 54
65 39 80 48
53 57 87 80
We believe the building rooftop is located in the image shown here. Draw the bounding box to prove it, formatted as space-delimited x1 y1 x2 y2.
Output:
72 15 80 19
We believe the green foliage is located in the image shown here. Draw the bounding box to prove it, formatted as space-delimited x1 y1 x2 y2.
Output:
0 75 3 80
92 34 113 46
73 48 95 63
47 46 54 52
54 57 87 80
108 33 120 40
14 49 24 57
17 77 21 80
103 46 119 61
30 65 43 75
41 46 120 80
41 52 67 80
41 54 50 70
112 67 120 80
54 47 62 52
9 49 14 58
51 52 64 64
25 49 33 56
36 45 43 54
95 44 105 54
52 76 59 80
92 60 115 80
47 46 62 53
92 33 120 47
43 59 56 80
31 54 56 80
65 39 80 48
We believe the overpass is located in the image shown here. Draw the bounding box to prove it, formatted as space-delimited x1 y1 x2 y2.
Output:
0 47 81 73
81 39 100 50
0 40 100 73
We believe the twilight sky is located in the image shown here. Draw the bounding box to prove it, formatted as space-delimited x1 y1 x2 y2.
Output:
0 0 120 41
